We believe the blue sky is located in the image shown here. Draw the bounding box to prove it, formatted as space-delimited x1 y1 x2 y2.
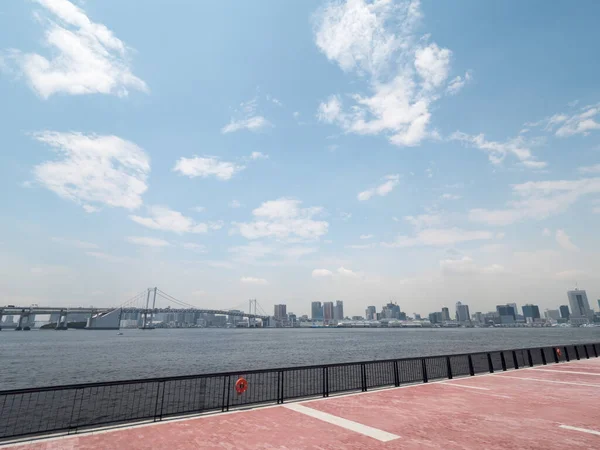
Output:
1 0 600 316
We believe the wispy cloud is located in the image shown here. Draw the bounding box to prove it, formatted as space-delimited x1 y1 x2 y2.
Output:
527 103 600 137
357 174 400 201
130 206 222 234
383 228 494 248
52 237 98 249
222 97 272 133
126 236 170 247
250 152 269 160
4 0 147 98
578 164 600 174
450 132 546 168
312 268 333 278
555 229 579 251
173 156 244 181
440 256 504 275
32 131 150 212
446 70 472 95
469 177 600 226
240 276 268 285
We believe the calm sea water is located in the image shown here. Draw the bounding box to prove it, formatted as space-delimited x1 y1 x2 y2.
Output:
1 327 599 390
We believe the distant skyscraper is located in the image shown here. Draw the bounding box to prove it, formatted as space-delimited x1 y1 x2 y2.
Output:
544 309 560 320
441 307 450 321
334 300 344 320
559 305 570 319
274 304 287 320
473 312 484 324
455 302 470 323
323 302 334 322
522 304 540 320
365 306 376 320
567 289 593 323
311 301 323 320
507 303 518 317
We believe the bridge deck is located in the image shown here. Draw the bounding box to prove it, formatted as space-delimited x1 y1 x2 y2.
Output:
4 358 600 449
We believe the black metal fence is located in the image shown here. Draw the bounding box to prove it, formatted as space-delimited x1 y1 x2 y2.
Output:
1 342 599 442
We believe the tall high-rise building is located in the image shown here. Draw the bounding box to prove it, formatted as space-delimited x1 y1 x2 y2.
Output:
522 304 540 320
311 301 323 320
545 309 560 320
274 304 287 320
455 302 470 323
334 300 344 320
365 306 376 320
441 307 450 321
507 303 518 317
323 302 334 322
567 289 593 323
559 305 570 319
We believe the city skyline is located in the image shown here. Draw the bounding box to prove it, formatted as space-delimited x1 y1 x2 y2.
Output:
1 1 600 316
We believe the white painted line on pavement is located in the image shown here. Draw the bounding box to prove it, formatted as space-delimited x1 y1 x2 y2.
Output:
494 375 600 388
441 383 490 390
560 425 600 436
532 369 600 376
283 403 400 442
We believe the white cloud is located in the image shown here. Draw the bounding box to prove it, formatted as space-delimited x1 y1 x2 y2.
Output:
240 276 268 285
469 177 600 226
384 227 493 248
404 214 442 229
440 193 461 200
337 266 359 277
357 174 400 201
555 229 579 252
191 206 205 213
446 70 472 95
130 206 219 234
6 0 147 98
360 234 373 240
440 256 505 275
529 103 600 137
578 164 600 174
234 198 329 242
250 152 269 160
32 131 150 211
312 268 333 278
340 211 352 221
51 237 98 249
85 251 126 263
555 269 591 281
542 228 551 237
266 94 282 106
293 111 300 118
222 97 272 133
182 243 206 253
173 156 244 181
229 242 275 261
229 200 242 208
314 0 458 147
126 236 169 247
450 132 546 168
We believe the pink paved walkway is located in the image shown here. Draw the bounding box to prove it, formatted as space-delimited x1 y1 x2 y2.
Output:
4 358 600 449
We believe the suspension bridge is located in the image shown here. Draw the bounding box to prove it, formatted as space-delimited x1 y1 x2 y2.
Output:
0 288 271 330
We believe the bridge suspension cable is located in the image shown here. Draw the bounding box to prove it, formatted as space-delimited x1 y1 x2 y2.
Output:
155 289 198 309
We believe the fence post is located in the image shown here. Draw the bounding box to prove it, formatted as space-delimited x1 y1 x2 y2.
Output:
153 381 162 422
159 380 167 420
541 348 547 365
487 353 494 373
583 345 590 359
564 346 570 362
322 367 327 398
512 351 519 370
527 349 533 367
594 344 599 358
446 356 453 379
574 346 580 360
361 364 367 392
554 347 560 363
67 388 80 433
277 371 283 404
500 352 507 371
325 367 329 397
421 358 428 383
393 360 400 387
468 355 475 376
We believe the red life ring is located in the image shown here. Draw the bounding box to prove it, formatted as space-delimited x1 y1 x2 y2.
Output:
235 377 248 395
556 348 562 357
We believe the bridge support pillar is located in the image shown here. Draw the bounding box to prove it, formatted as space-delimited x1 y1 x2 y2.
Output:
16 312 30 331
56 310 68 330
0 310 3 331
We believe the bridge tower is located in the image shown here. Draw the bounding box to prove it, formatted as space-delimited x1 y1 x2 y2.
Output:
139 287 157 330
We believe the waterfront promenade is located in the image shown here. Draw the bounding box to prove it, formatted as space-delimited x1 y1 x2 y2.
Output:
4 357 600 449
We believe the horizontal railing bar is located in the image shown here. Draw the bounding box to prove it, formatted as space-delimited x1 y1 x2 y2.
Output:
1 342 597 395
